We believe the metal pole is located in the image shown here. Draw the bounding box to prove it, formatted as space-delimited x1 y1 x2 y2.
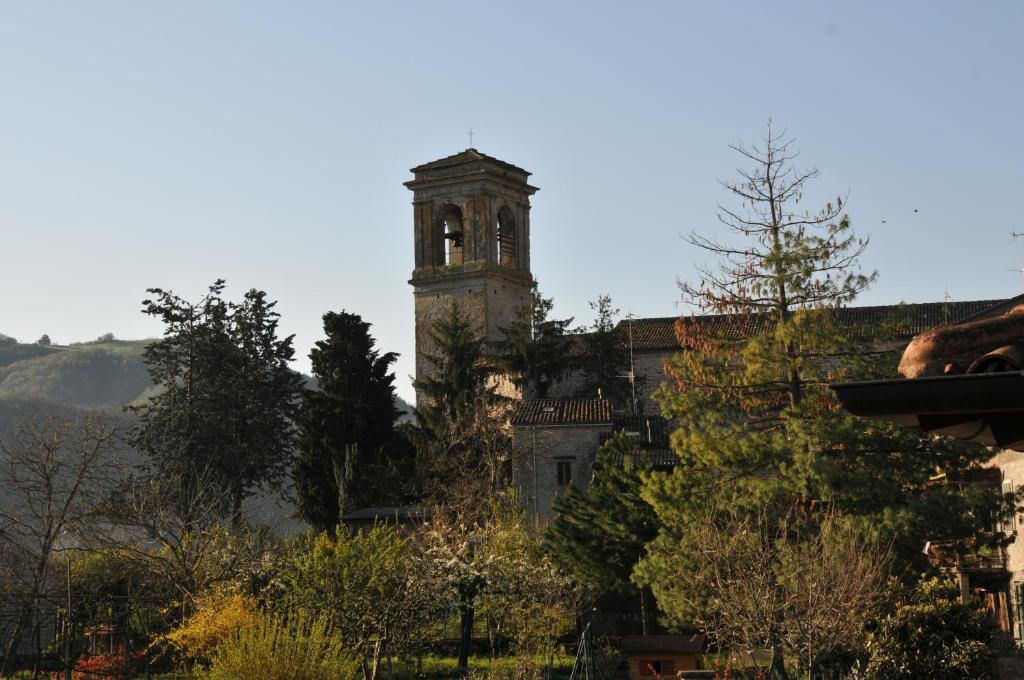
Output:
628 313 637 415
533 427 539 523
64 554 72 680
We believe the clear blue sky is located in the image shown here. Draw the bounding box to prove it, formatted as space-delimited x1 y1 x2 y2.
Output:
2 2 1022 401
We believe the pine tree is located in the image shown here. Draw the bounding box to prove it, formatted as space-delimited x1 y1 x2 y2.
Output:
498 282 575 399
578 295 635 409
635 126 995 675
294 311 410 531
412 303 512 509
545 433 660 632
545 434 657 592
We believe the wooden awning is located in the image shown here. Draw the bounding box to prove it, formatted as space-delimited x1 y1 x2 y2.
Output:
831 371 1024 450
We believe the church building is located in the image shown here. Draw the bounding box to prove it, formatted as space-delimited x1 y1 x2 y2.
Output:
404 147 1007 525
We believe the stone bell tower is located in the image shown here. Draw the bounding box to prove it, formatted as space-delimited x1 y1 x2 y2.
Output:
406 148 537 396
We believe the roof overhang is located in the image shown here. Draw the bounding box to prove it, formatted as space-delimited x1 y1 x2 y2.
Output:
831 371 1024 450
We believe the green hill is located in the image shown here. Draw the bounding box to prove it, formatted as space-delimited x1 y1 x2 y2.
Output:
0 342 152 408
0 335 413 428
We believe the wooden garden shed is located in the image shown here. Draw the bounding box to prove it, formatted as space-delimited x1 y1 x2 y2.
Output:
621 635 706 679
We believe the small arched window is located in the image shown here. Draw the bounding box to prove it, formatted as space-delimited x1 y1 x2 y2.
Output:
497 206 517 268
437 204 464 266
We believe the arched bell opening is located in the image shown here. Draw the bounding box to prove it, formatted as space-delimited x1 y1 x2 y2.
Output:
497 205 517 269
436 203 464 266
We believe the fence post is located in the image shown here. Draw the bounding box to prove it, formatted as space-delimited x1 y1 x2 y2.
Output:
65 554 72 680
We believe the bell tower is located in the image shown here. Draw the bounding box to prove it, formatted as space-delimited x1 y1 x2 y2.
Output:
406 148 537 393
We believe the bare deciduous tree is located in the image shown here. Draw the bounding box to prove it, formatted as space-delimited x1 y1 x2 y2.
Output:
0 413 126 675
90 467 255 614
660 508 890 679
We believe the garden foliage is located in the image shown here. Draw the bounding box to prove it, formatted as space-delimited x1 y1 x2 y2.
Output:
164 591 260 664
854 578 998 680
204 611 359 680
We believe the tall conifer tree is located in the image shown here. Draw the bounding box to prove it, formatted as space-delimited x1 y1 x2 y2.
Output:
412 303 511 509
578 295 638 410
294 311 408 530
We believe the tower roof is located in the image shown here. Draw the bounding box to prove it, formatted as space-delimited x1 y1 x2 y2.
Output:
410 148 530 175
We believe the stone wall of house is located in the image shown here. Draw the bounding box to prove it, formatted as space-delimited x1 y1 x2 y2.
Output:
989 449 1024 641
632 350 673 412
546 350 674 415
512 424 610 523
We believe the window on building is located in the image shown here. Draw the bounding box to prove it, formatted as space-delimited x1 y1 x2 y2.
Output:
556 460 572 487
1016 582 1024 640
1003 479 1017 534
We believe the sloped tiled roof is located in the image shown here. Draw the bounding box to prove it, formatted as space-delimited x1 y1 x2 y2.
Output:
610 415 672 447
510 398 612 426
601 444 677 468
410 148 530 175
341 506 433 522
620 634 706 655
617 299 1008 352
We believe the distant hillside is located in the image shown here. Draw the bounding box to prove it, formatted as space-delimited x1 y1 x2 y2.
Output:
0 335 413 428
0 333 412 533
0 340 152 408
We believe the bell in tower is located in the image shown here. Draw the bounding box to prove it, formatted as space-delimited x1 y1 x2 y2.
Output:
405 148 538 396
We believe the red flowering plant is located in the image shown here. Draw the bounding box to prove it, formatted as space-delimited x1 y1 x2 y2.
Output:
65 650 145 679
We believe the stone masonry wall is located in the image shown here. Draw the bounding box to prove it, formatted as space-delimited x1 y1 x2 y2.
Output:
412 267 530 388
547 350 675 415
989 449 1024 641
512 424 609 524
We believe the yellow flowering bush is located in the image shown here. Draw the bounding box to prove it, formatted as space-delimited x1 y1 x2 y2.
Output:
205 611 359 680
164 591 260 663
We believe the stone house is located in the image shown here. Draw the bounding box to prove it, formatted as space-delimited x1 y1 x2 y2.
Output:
509 399 611 523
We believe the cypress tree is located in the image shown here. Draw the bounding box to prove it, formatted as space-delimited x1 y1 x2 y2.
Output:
294 311 408 530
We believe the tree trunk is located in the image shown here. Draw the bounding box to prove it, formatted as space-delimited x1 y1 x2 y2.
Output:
768 641 789 680
232 480 244 526
369 638 383 680
1 607 30 677
639 586 648 636
31 603 42 678
457 601 475 671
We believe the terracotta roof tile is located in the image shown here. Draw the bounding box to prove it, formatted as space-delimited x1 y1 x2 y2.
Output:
618 299 1008 352
620 635 707 655
510 398 612 426
610 415 672 447
410 148 530 176
601 445 678 468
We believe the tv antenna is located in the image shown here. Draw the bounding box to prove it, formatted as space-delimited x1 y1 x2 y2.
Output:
617 312 639 415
